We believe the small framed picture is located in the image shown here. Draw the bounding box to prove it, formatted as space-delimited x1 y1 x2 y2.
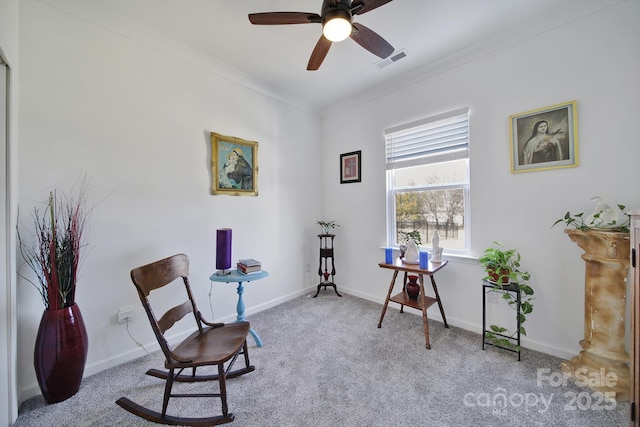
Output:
211 132 258 196
340 150 361 184
509 100 578 173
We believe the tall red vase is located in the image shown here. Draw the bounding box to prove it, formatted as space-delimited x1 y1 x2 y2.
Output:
34 303 89 403
406 275 420 300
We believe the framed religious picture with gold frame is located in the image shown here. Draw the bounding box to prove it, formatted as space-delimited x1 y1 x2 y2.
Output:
509 100 578 173
211 132 258 196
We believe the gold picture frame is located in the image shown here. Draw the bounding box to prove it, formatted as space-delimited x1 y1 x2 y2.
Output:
509 100 578 173
211 132 258 196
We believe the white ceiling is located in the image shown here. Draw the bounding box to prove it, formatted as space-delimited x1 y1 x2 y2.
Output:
84 0 622 114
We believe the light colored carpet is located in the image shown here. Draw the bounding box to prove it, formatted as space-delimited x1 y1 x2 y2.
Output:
16 292 629 426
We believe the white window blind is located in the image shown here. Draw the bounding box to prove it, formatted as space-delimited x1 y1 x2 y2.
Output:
385 108 469 169
385 107 471 254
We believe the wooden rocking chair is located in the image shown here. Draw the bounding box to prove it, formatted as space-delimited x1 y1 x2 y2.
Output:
116 253 255 426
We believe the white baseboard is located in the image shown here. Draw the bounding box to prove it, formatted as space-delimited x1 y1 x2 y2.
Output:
19 286 578 403
19 287 313 403
339 286 579 360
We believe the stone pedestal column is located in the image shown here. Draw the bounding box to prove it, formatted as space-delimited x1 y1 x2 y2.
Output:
561 229 630 401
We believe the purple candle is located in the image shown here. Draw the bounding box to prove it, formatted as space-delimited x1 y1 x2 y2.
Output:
216 228 232 270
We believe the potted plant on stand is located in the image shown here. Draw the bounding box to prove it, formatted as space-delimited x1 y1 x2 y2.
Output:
479 242 522 284
553 196 630 400
316 220 339 235
479 242 534 352
18 186 90 403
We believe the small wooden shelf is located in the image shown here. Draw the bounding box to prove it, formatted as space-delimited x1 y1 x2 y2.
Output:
389 292 437 311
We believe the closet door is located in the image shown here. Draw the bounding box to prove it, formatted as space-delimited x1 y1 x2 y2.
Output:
0 58 9 425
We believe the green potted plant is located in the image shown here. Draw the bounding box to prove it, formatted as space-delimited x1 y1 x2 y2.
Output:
552 196 629 232
402 230 422 246
17 185 91 403
317 220 339 235
479 242 534 351
479 242 521 284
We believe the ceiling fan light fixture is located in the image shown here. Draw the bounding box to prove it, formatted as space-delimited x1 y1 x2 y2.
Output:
248 0 396 70
322 9 352 42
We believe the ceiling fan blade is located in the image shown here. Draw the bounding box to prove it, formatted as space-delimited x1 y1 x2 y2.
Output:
351 0 393 15
350 23 394 59
248 12 321 25
307 36 332 71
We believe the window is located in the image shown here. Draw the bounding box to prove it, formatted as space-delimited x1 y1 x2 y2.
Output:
385 108 470 255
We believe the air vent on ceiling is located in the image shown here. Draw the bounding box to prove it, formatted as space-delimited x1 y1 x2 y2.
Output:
375 49 408 69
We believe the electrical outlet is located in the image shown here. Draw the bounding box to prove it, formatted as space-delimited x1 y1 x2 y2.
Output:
487 291 498 304
117 307 135 323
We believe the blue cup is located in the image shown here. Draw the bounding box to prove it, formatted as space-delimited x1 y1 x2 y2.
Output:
419 251 429 269
385 247 393 264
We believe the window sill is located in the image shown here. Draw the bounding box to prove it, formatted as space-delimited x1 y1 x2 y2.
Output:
440 253 478 264
380 247 478 264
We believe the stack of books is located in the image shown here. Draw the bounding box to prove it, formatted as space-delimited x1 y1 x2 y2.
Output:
237 258 262 274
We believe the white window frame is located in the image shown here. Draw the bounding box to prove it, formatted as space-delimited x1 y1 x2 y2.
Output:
385 107 471 255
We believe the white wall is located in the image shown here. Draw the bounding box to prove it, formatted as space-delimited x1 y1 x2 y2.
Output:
322 1 640 359
14 0 640 408
16 0 323 402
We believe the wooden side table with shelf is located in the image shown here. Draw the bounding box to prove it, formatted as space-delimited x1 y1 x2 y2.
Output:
377 258 449 349
482 280 521 360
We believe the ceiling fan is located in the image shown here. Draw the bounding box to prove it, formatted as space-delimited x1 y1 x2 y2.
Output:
248 0 395 70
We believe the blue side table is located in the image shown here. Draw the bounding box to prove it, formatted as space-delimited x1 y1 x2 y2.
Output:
209 269 269 347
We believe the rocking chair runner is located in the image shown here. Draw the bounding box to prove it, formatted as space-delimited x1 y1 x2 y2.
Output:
116 253 255 426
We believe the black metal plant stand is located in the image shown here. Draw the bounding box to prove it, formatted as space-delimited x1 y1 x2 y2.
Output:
314 234 341 298
482 280 521 360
